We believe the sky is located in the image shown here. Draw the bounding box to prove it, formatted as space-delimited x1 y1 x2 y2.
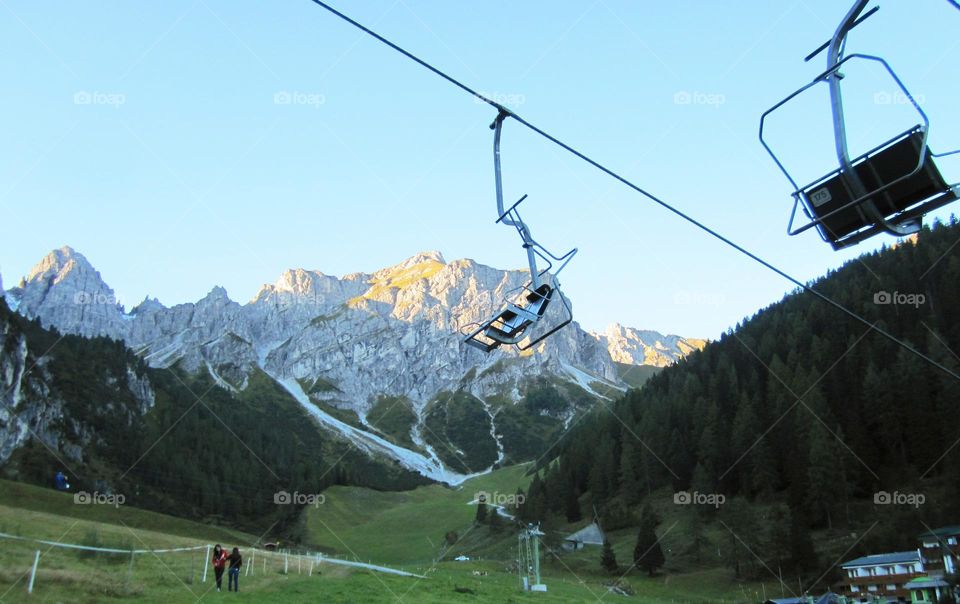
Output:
1 0 958 339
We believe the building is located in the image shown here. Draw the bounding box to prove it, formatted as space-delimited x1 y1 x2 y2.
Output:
839 550 924 601
904 575 952 602
917 525 960 576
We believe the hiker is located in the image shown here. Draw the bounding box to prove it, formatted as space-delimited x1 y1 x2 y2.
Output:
227 547 243 592
212 544 228 592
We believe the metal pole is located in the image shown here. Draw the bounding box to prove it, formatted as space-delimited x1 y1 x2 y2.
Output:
202 545 211 583
826 0 915 236
27 550 40 594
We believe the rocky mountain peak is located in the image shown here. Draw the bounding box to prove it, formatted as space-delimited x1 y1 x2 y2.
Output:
401 250 446 268
25 245 97 286
13 246 126 338
593 323 706 367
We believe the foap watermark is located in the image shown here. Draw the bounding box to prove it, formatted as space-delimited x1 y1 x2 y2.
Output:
274 490 325 507
273 90 326 108
73 91 126 108
475 91 526 108
873 90 924 106
873 290 925 308
273 291 327 310
874 490 925 508
673 90 726 108
674 490 725 509
475 490 525 507
673 290 726 307
73 291 123 306
74 491 126 508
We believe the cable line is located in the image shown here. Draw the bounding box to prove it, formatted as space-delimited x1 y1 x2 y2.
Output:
304 0 960 382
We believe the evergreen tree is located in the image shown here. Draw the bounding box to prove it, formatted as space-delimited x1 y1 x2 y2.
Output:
564 484 582 523
600 539 619 575
633 507 665 576
475 495 488 524
489 508 502 530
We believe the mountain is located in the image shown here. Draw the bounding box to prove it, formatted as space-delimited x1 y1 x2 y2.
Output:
3 247 702 481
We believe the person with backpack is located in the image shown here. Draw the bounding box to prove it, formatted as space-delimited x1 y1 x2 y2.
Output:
211 544 228 592
227 547 243 592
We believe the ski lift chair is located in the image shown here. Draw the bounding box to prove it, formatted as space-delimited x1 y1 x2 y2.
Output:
462 109 577 352
759 0 960 250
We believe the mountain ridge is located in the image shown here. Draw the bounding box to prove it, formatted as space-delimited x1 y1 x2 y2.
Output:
3 246 705 481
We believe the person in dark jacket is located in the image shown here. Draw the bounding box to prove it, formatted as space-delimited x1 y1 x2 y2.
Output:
212 544 228 592
227 547 242 592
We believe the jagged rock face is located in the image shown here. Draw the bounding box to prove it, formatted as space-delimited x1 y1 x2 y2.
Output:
5 248 701 420
0 311 155 465
592 323 707 367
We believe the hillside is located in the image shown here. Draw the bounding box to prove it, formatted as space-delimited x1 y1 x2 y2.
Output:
519 218 960 589
0 476 770 603
0 297 426 534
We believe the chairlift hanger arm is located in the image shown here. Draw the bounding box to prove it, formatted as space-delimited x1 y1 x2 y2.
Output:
827 0 919 237
492 110 543 289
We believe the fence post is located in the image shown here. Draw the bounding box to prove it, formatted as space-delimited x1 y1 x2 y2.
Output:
309 559 313 576
202 545 211 583
127 549 135 583
246 549 253 577
27 550 40 594
298 555 302 574
284 553 289 575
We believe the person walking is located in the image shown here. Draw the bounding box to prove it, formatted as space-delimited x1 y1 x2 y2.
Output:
227 547 243 592
212 544 228 592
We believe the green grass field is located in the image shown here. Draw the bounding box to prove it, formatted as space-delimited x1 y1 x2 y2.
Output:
1 471 780 602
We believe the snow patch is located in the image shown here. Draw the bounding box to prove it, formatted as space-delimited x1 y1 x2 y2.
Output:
560 362 622 400
271 373 488 485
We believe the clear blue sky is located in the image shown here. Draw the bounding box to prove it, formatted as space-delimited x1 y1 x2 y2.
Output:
1 0 958 339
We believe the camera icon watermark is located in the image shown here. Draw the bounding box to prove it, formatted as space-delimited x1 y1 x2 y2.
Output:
474 490 525 507
73 91 126 108
274 490 325 507
74 491 126 508
673 490 725 509
673 90 726 108
873 290 925 308
874 490 925 508
273 91 326 108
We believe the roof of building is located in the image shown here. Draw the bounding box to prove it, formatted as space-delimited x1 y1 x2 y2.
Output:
905 575 951 589
917 525 960 540
840 550 920 568
564 522 605 545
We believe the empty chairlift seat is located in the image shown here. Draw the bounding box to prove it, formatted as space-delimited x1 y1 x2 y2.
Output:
464 284 554 352
801 127 959 248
